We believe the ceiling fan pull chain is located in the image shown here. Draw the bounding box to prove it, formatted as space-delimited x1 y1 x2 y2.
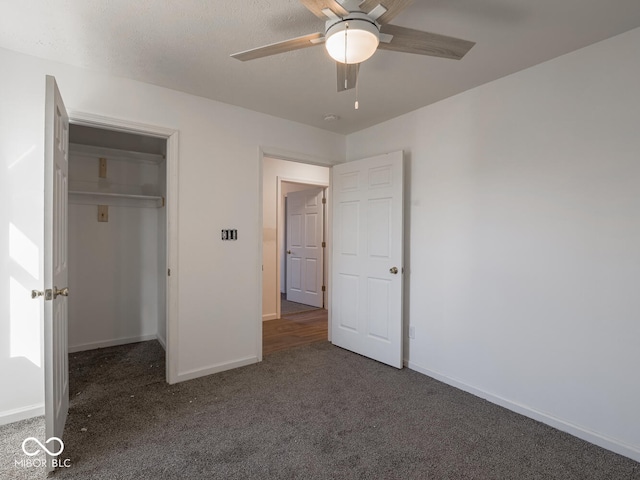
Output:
355 64 360 110
344 23 350 88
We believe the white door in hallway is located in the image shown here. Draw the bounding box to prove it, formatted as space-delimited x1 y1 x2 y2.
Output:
331 151 404 368
286 188 325 307
44 75 70 470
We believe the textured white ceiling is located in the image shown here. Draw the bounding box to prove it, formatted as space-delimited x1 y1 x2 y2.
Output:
2 0 640 134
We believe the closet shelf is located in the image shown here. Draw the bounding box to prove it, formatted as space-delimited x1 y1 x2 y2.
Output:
69 191 164 208
69 143 164 165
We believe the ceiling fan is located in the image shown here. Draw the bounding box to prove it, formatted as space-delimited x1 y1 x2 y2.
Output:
230 0 475 94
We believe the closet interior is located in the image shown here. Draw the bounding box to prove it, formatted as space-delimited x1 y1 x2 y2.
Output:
67 125 168 354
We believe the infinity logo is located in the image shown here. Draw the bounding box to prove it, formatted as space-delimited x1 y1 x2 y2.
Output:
21 437 64 457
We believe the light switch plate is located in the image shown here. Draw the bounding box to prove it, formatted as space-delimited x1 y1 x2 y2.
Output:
221 229 238 240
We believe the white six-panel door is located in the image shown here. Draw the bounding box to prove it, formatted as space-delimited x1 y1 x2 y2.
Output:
44 75 69 469
331 152 404 368
286 188 324 307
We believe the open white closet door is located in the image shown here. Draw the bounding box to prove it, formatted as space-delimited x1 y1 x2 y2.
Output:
331 151 404 368
44 75 70 470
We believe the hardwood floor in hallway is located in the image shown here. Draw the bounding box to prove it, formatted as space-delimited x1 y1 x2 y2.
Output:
263 309 328 355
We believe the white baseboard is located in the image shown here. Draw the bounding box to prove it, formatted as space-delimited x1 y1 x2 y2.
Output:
68 334 158 353
408 361 640 463
156 333 167 350
176 356 258 383
262 313 277 321
0 404 44 426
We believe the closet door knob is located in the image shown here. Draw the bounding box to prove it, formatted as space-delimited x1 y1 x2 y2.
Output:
389 267 398 275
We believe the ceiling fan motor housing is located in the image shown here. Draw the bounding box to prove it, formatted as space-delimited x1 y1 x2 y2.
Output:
325 12 381 64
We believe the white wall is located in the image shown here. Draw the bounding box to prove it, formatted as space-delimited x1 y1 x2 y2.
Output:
346 27 640 461
0 47 344 423
1 54 45 422
68 204 159 351
262 158 330 320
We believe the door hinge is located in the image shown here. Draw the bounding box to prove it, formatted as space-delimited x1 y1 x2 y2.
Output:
168 268 171 276
322 285 326 292
322 241 326 248
322 197 326 204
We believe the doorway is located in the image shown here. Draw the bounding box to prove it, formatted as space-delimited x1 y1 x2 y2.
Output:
66 124 168 357
67 112 179 384
261 156 330 355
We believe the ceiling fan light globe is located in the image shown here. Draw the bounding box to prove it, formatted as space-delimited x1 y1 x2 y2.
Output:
325 19 380 64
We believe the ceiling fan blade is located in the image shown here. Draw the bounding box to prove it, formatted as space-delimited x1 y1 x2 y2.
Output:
337 63 359 92
299 0 349 19
231 32 324 61
378 24 475 60
359 0 414 24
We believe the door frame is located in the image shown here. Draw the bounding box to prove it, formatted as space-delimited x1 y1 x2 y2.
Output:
258 148 338 361
67 111 180 384
279 179 328 316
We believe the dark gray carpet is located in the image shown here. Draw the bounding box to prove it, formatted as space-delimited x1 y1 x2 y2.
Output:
2 341 639 480
1 416 46 480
